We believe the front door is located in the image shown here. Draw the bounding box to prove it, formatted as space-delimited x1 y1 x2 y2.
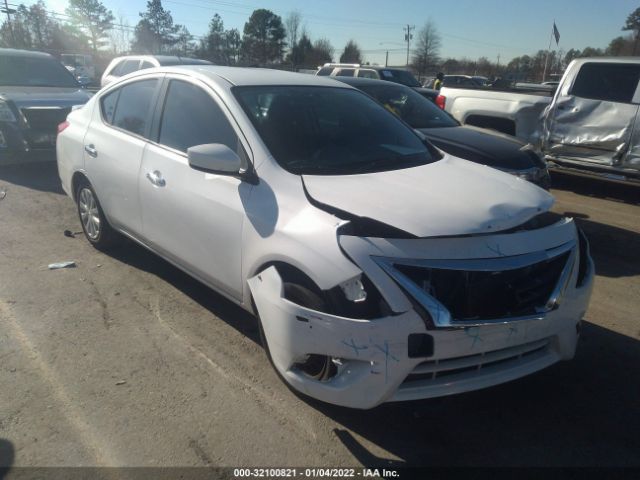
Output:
139 78 251 300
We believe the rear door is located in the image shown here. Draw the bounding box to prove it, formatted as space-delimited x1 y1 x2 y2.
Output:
83 77 161 237
139 77 251 299
545 61 640 165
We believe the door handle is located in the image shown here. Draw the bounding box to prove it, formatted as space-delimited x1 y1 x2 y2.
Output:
84 144 98 158
146 170 166 187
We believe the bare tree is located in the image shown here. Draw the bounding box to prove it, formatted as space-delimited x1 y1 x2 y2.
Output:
284 10 302 54
108 12 132 53
412 20 441 79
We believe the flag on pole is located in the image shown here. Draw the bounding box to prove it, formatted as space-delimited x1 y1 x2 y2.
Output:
553 22 560 45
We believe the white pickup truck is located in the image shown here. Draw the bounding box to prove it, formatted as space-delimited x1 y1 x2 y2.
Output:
439 58 640 184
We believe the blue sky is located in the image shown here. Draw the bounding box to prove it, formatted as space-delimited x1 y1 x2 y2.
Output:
42 0 638 64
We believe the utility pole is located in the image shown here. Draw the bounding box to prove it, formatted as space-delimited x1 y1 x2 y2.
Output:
385 50 388 67
403 24 414 67
1 0 16 45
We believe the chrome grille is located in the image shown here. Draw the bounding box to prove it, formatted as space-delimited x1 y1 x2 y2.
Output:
374 241 576 327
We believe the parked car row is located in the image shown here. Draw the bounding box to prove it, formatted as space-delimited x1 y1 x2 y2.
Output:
335 76 550 188
55 64 594 409
438 58 640 185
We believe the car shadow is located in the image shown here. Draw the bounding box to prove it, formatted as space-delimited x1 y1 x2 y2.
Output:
551 171 640 206
107 239 262 346
309 321 640 467
0 438 14 479
558 212 640 278
0 160 64 195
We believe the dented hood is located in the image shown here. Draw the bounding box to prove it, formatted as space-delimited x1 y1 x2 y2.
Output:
302 156 554 238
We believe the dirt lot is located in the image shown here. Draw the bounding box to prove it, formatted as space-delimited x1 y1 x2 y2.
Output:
0 160 638 468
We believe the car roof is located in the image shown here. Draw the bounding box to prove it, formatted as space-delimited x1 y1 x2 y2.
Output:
0 48 54 59
570 57 640 66
332 76 439 95
151 65 355 87
333 76 409 88
112 55 211 65
359 66 411 72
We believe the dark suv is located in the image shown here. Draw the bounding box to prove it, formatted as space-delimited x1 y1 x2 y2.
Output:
0 48 91 164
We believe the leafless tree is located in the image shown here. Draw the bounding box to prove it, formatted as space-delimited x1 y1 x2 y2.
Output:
108 12 132 54
412 19 441 79
285 10 302 53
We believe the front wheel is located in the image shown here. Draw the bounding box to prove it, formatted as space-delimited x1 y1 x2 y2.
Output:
76 181 119 250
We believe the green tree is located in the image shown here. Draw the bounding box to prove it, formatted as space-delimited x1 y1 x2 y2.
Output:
564 48 581 66
241 9 286 65
311 38 333 65
623 6 640 54
225 28 241 64
171 25 194 56
198 13 228 64
286 31 312 66
339 39 362 63
606 35 633 56
0 1 89 51
132 0 178 54
580 47 603 57
65 0 114 52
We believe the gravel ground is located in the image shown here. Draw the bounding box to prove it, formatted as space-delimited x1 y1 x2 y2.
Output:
0 161 638 469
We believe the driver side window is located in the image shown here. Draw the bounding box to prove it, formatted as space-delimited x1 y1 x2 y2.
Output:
158 80 240 155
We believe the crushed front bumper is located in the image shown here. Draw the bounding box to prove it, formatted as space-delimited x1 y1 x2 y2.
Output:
248 219 594 409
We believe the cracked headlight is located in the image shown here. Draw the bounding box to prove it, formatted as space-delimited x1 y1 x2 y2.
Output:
0 100 17 122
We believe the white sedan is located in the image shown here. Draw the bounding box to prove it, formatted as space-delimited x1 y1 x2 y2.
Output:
56 66 594 409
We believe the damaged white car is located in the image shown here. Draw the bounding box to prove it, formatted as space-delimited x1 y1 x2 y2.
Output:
56 66 594 409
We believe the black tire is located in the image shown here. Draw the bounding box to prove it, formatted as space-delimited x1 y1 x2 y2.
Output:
257 281 336 382
75 180 119 250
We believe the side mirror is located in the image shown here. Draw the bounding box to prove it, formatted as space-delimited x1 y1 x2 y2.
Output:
187 143 242 174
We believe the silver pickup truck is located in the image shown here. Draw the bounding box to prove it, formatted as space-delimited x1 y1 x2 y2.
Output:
440 58 640 185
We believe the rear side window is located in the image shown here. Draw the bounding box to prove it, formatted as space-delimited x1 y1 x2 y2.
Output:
158 80 238 153
140 61 154 70
316 67 332 76
108 79 158 136
357 69 378 79
571 63 640 103
336 68 355 77
118 59 140 76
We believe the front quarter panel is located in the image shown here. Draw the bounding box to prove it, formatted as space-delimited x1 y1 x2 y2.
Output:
240 155 362 306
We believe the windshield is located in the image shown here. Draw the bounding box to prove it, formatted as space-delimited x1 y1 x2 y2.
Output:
359 84 459 129
380 69 421 87
234 86 438 175
0 55 79 87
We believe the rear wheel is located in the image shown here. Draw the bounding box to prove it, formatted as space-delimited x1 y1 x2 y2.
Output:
257 281 336 382
76 180 119 250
